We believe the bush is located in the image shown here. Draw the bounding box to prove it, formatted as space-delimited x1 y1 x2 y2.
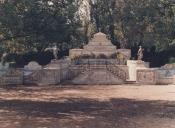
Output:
110 53 117 59
96 54 108 59
168 57 175 64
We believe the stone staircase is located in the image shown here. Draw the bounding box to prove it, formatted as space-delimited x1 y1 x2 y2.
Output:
24 63 129 85
106 64 128 81
67 64 126 85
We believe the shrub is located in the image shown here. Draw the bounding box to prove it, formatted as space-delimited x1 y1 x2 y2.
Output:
168 57 175 64
110 53 117 59
96 54 108 59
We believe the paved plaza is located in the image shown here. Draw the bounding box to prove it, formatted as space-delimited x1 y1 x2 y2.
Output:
0 85 175 128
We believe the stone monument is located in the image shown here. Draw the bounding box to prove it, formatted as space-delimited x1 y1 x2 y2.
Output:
45 45 60 60
69 32 131 59
137 46 144 60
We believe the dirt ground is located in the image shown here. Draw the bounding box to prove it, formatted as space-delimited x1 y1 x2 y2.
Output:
0 85 175 128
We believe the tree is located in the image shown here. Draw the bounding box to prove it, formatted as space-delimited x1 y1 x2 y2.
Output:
0 0 83 54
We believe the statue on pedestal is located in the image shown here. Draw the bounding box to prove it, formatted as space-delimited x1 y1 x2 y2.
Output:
1 52 8 65
45 45 60 60
137 46 144 60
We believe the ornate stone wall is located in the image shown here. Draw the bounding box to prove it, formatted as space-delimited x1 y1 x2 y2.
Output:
73 59 123 65
137 69 158 84
0 69 23 86
24 68 71 86
136 68 175 85
156 69 175 85
67 64 128 85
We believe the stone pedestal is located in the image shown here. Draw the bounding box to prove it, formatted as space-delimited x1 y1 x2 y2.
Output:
127 60 150 81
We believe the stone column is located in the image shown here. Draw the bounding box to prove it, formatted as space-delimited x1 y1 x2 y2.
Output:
127 60 150 81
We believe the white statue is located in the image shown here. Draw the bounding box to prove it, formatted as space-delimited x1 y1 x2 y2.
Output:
1 52 8 65
137 46 144 60
45 45 60 60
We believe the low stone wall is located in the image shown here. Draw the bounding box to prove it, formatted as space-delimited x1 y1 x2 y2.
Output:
137 68 158 85
137 68 175 85
0 69 23 86
24 68 71 85
156 69 175 85
24 69 60 85
157 77 174 85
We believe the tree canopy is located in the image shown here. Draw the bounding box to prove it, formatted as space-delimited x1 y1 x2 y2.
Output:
0 0 84 54
0 0 175 66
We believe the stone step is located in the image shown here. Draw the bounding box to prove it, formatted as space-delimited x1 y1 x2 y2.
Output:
125 80 137 84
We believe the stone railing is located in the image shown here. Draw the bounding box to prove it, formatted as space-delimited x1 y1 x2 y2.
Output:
72 59 125 65
106 64 128 81
68 64 91 80
24 69 64 85
0 69 23 86
24 70 43 85
70 63 128 81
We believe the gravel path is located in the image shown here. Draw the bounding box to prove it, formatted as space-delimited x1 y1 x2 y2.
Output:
0 85 175 128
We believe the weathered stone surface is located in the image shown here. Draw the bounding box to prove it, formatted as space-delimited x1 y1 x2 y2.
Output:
24 59 71 85
44 59 71 69
161 63 175 69
136 68 175 85
137 68 158 84
69 32 131 58
157 76 174 85
127 60 150 81
117 49 131 60
156 69 175 85
24 61 42 70
71 69 124 85
66 65 128 85
0 69 23 86
69 49 83 59
24 69 60 85
73 59 121 65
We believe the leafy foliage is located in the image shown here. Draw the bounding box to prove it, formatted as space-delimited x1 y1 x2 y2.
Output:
0 0 83 54
0 0 175 66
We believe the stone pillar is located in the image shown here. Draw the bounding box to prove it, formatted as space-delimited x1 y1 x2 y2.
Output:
127 60 150 81
173 75 175 85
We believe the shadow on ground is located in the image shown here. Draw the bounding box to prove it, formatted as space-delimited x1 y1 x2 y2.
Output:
0 97 175 128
